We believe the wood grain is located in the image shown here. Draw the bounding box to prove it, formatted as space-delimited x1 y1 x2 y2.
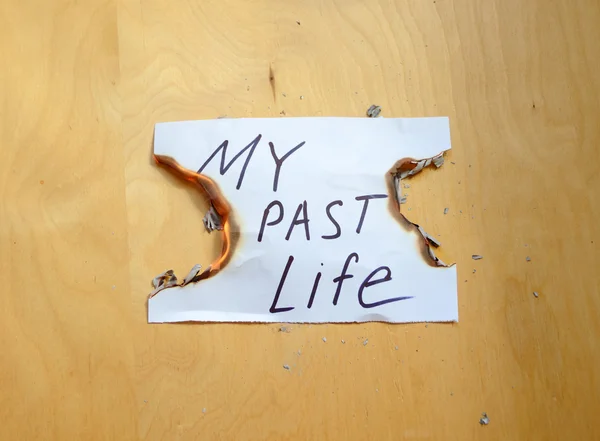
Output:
1 0 599 439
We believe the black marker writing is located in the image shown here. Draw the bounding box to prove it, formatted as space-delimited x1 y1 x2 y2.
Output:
198 134 262 190
307 270 322 309
358 266 413 308
285 200 310 241
332 252 359 305
269 256 296 313
321 200 343 240
258 200 284 242
269 141 306 192
354 194 388 234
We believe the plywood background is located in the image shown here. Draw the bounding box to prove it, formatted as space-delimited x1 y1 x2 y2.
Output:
1 0 599 440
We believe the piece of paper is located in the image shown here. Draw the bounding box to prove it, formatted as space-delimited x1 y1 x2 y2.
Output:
149 117 457 323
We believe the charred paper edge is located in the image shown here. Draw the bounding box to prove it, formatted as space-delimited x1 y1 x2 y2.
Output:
149 151 451 298
148 154 240 298
386 152 452 268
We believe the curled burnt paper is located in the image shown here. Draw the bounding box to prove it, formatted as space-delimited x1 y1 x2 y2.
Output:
387 153 449 267
150 269 178 298
149 117 458 323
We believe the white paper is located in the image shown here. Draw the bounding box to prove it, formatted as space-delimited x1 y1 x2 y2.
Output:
149 117 458 323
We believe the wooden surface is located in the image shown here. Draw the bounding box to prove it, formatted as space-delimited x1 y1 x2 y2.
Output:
1 0 599 439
